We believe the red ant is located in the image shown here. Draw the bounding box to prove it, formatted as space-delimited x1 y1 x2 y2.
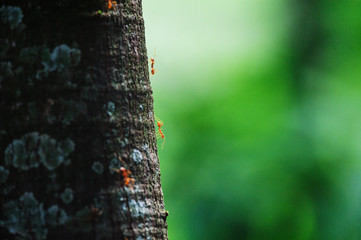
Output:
155 115 165 149
119 167 134 186
149 49 158 75
105 0 117 10
111 160 135 188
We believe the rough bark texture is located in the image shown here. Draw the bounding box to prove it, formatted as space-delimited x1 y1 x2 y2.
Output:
0 1 168 239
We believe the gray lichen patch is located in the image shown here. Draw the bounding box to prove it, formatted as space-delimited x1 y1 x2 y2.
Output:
46 205 68 226
142 144 150 154
4 132 41 170
0 192 70 238
125 199 148 218
131 149 143 164
36 44 81 80
0 6 24 30
60 138 75 156
92 161 104 175
38 134 66 170
0 61 13 83
0 165 10 183
105 101 116 122
4 132 75 171
0 192 47 239
60 188 74 204
48 44 81 71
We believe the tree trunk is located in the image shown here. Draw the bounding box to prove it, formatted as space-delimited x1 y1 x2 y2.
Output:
0 1 168 239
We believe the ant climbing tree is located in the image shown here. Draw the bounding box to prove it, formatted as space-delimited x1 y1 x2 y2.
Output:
149 48 158 75
0 1 168 239
155 116 166 149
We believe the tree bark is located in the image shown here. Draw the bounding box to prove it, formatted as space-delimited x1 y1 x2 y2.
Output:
0 1 168 239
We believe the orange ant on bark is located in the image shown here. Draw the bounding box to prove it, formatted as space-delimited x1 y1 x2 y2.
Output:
111 158 135 188
119 167 135 187
105 0 117 10
149 49 158 75
155 115 165 149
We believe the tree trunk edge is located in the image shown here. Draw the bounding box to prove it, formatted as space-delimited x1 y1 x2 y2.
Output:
0 0 168 239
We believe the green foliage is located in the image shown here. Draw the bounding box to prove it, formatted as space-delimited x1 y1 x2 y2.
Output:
144 0 361 239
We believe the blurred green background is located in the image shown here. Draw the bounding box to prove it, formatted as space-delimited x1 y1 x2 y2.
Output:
143 0 361 239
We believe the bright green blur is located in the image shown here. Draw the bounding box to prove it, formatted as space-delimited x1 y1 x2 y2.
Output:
143 1 361 239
